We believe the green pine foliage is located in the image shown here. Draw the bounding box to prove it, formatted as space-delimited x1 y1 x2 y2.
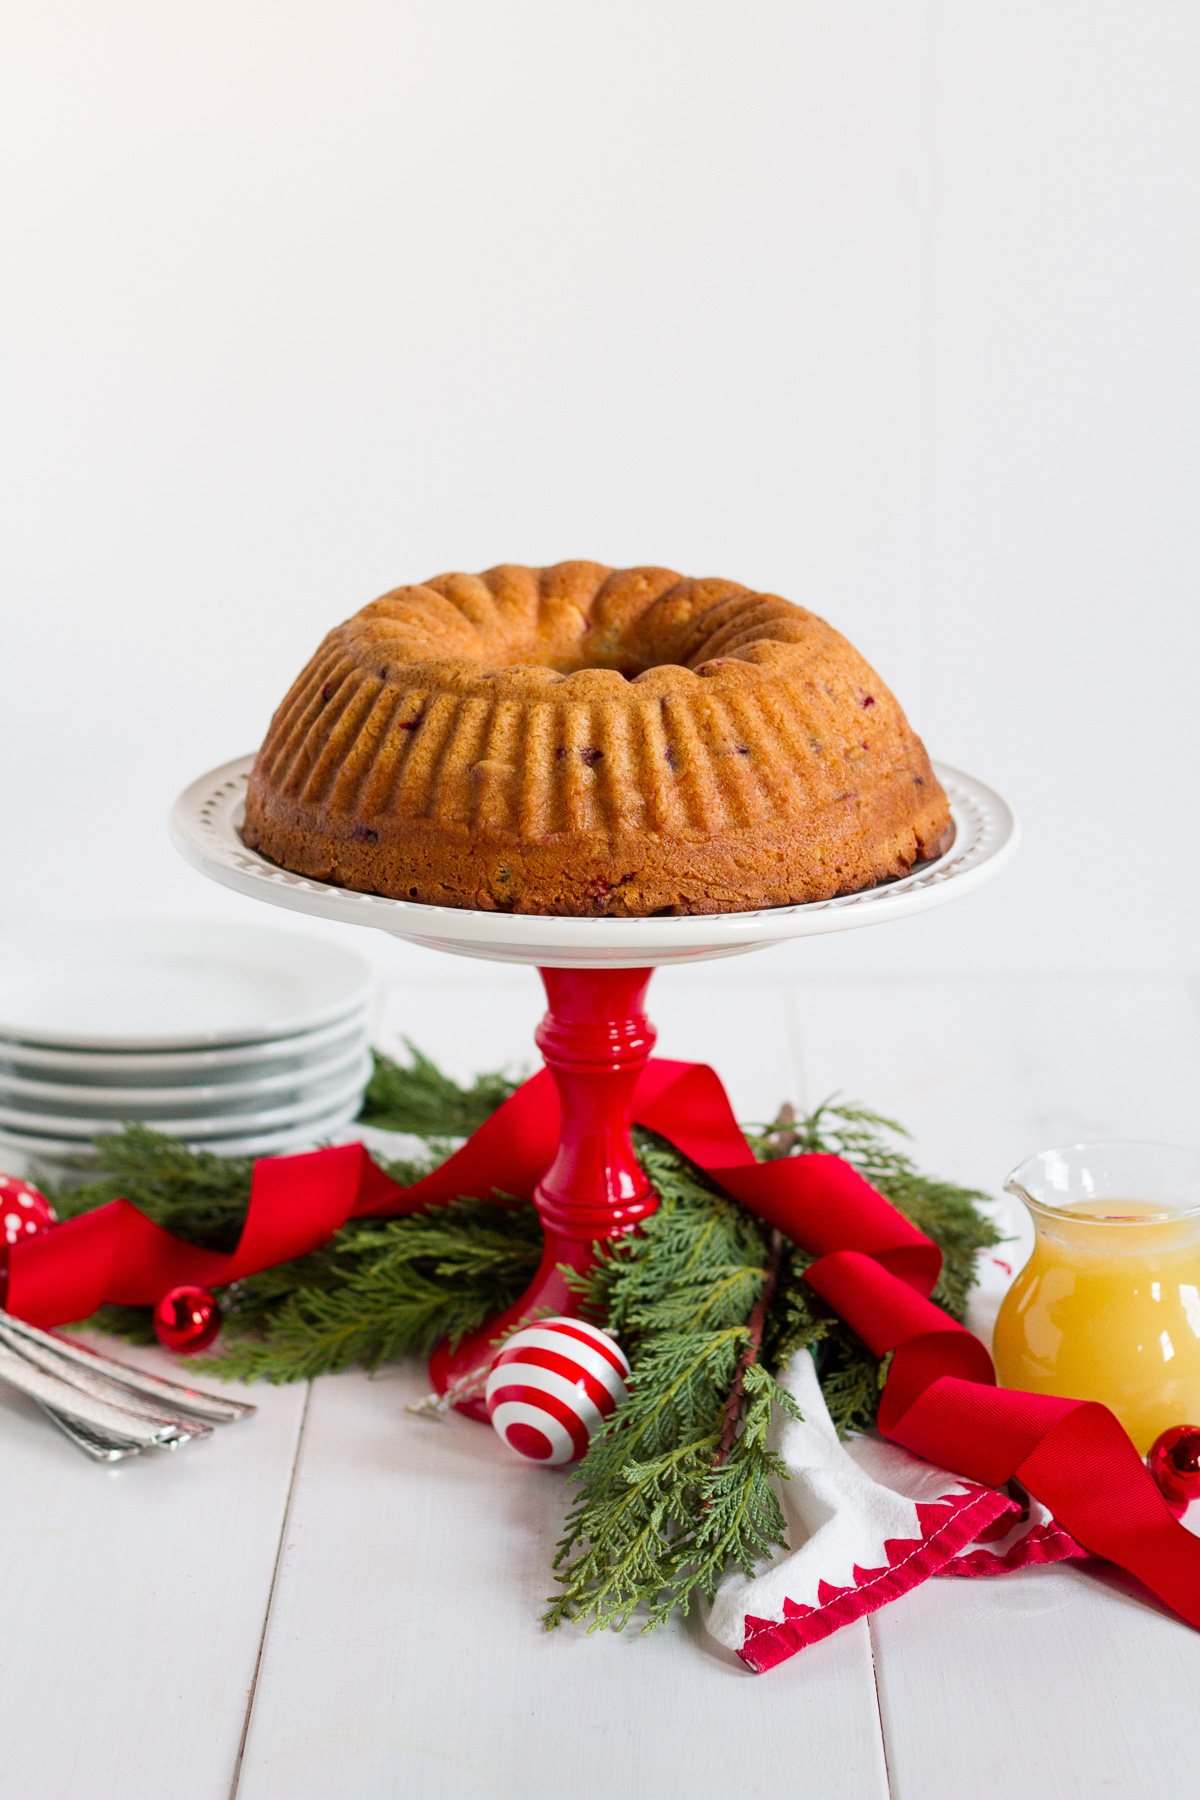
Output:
43 1054 1000 1635
208 1199 543 1382
51 1124 255 1250
750 1096 1001 1326
42 1050 532 1362
358 1043 520 1137
546 1105 1000 1631
545 1132 802 1632
45 1128 259 1343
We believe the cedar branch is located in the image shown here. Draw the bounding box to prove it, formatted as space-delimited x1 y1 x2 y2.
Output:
711 1227 783 1471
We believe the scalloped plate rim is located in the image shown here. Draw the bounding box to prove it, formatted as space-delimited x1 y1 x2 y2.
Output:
171 756 1018 968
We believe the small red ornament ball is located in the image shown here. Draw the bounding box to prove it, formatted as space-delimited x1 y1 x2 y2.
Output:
486 1316 630 1466
153 1285 221 1355
0 1173 57 1246
1147 1426 1200 1511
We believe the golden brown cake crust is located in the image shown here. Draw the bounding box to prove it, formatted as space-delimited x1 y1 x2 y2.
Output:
243 562 952 916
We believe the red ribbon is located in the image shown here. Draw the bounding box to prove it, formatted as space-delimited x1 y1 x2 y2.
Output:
8 1058 1200 1631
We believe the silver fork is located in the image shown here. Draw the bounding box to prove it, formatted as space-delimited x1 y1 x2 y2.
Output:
0 1309 255 1461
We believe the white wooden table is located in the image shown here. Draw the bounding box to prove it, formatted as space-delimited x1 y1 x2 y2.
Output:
4 968 1200 1800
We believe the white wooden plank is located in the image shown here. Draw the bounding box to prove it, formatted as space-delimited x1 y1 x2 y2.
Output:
0 1339 306 1800
236 1364 890 1800
870 1564 1200 1800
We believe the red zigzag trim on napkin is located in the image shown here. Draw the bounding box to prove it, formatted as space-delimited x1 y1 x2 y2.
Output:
739 1484 1009 1673
7 1057 1200 1641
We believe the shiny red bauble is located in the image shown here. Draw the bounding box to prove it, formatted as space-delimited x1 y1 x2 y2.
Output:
0 1173 57 1246
1147 1425 1200 1511
153 1285 221 1354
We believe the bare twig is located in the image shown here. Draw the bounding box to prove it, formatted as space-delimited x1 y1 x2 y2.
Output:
760 1103 799 1160
404 1310 555 1418
711 1228 784 1471
406 1364 490 1418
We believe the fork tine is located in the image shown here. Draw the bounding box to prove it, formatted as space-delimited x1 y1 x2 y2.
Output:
0 1310 255 1424
35 1403 144 1461
0 1320 215 1436
0 1344 208 1450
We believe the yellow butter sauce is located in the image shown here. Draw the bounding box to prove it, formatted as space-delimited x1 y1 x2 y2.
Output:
992 1199 1200 1454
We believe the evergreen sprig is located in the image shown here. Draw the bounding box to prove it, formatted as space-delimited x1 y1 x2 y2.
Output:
546 1132 801 1632
51 1124 254 1250
358 1043 520 1137
750 1096 1000 1325
209 1199 543 1382
41 1054 532 1356
42 1057 1000 1637
546 1104 1001 1631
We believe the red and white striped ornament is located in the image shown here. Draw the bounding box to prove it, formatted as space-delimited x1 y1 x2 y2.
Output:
485 1316 630 1465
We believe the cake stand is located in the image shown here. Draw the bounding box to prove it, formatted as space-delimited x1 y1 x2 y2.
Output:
171 755 1018 1408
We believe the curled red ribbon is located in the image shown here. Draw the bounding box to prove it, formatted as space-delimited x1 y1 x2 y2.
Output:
7 1058 1200 1631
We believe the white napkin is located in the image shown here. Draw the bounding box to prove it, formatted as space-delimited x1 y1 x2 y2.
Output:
707 1349 1084 1672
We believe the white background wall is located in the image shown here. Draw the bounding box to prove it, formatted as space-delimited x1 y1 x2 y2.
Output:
3 1 1198 982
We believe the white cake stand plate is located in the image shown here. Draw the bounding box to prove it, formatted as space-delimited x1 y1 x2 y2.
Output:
171 756 1017 970
171 754 1018 1409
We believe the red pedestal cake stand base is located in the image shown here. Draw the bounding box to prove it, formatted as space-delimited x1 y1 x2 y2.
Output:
171 753 1018 1417
428 966 659 1415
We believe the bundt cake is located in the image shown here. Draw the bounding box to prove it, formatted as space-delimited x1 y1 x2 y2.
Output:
243 562 952 916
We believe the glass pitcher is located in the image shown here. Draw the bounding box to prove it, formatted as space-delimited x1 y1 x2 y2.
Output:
992 1141 1200 1454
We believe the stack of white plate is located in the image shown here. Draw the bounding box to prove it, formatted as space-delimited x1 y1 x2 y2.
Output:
0 922 374 1178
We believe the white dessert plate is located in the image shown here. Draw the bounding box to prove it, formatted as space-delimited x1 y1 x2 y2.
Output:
201 1100 368 1158
0 1008 369 1086
0 1099 368 1169
172 756 1020 969
0 1054 373 1142
0 1037 369 1117
0 921 372 1050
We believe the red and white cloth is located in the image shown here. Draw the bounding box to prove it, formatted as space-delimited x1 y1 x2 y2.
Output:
707 1349 1087 1673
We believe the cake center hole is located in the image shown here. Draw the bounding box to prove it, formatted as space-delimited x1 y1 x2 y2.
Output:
537 651 650 678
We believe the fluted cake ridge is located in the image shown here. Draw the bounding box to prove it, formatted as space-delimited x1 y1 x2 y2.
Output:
243 561 952 916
